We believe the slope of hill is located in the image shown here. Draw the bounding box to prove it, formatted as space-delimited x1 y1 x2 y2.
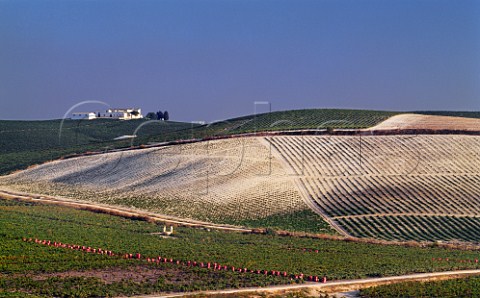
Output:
201 109 480 137
0 109 397 176
2 112 480 242
0 137 335 234
4 110 479 177
0 119 197 153
3 119 480 241
268 134 480 242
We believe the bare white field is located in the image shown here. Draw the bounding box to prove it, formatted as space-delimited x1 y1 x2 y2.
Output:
0 137 307 222
369 114 480 131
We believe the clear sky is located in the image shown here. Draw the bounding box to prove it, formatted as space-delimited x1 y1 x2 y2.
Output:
1 0 479 122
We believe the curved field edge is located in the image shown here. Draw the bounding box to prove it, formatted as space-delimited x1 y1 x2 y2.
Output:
0 178 335 235
0 137 338 235
0 189 251 232
3 198 480 297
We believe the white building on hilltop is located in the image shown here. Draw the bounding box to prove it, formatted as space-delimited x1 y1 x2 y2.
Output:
98 108 143 120
71 108 143 120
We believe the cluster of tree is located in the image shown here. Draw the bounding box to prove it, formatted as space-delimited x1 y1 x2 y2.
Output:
146 110 169 121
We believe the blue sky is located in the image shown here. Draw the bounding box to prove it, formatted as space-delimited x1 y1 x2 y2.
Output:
1 0 479 121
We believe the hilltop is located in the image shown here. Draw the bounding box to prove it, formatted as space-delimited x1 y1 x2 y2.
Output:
4 108 471 176
0 109 395 175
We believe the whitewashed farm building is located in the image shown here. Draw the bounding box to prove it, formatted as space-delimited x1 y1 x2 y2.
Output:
71 108 143 120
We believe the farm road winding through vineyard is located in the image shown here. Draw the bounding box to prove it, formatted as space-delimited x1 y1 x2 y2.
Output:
0 188 251 232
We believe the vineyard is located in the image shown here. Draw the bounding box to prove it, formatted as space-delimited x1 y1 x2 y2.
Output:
0 137 333 232
2 198 480 297
2 112 480 242
0 118 196 154
197 109 398 135
3 132 480 241
360 276 480 297
3 111 480 296
0 109 403 177
25 237 326 283
267 134 480 242
1 110 478 177
0 200 288 296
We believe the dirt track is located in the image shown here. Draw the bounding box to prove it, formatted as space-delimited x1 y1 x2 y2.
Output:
0 188 252 232
133 269 480 297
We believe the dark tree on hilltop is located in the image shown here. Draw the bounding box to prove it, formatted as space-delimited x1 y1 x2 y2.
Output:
156 111 164 120
145 112 156 119
164 111 169 121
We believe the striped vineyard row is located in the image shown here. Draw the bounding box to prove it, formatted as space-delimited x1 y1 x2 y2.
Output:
268 135 480 242
268 135 480 177
335 215 480 242
303 175 480 217
23 238 328 283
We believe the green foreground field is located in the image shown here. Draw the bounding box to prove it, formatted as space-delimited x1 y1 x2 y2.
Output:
223 210 337 234
1 198 480 297
360 276 480 297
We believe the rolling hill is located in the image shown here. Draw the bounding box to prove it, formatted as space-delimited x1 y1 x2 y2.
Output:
0 109 397 176
2 113 480 242
2 108 475 176
0 137 336 233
